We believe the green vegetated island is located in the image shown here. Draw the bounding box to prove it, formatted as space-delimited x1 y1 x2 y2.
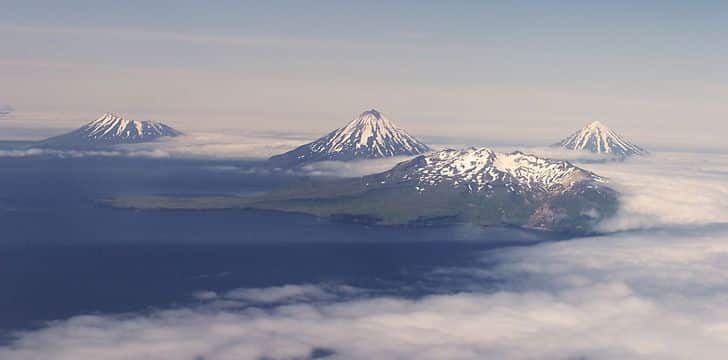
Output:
107 147 618 234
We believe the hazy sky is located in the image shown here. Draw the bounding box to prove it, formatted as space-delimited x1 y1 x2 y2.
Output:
2 0 728 149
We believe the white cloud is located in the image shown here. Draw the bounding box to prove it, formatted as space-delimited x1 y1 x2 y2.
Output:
221 284 361 304
5 227 728 359
118 132 311 160
298 157 414 177
0 132 418 178
0 148 135 158
586 152 728 231
0 132 310 160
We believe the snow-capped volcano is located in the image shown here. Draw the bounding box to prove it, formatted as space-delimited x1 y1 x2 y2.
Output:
268 109 430 167
39 113 183 149
553 121 647 157
380 147 602 195
253 146 617 232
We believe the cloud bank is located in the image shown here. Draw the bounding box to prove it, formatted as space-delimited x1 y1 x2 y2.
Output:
0 132 310 160
119 132 311 160
0 133 410 177
4 225 728 359
587 152 728 231
0 133 424 184
298 156 413 177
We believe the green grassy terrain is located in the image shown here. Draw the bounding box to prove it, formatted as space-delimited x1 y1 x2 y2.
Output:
105 174 618 234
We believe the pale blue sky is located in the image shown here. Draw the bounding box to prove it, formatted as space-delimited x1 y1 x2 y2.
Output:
2 0 728 148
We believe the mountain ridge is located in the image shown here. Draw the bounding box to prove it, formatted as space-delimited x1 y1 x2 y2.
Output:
384 147 604 194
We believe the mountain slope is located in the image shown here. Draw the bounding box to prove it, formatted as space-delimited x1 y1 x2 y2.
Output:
39 113 183 149
255 147 618 232
553 121 647 157
268 109 430 167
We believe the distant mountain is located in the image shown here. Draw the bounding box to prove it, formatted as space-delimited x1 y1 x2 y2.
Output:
553 121 647 157
248 147 617 232
268 109 430 167
39 113 183 149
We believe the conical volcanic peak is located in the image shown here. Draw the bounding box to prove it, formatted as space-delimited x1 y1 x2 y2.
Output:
553 121 648 157
268 109 430 167
39 113 183 149
359 109 383 119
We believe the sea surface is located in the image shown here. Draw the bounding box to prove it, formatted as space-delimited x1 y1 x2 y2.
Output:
0 156 569 338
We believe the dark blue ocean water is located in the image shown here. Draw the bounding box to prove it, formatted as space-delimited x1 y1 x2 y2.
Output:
0 156 567 337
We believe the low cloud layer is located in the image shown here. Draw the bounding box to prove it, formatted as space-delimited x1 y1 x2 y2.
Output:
119 132 311 160
587 152 728 231
0 133 411 177
195 284 364 305
0 147 165 159
4 226 728 359
298 156 413 177
0 132 423 182
0 132 310 160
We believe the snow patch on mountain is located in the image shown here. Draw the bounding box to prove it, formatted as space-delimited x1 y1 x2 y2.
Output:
383 147 602 194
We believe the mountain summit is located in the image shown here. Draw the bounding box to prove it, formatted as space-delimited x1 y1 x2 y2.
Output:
268 109 430 167
39 113 183 149
553 121 647 157
395 147 601 194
